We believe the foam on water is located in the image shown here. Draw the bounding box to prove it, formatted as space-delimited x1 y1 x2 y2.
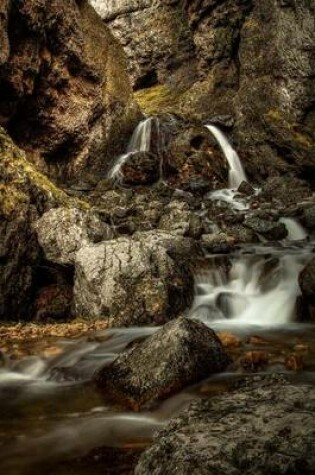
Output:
192 251 311 326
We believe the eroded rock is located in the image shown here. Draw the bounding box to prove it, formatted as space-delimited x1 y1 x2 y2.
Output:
95 317 231 409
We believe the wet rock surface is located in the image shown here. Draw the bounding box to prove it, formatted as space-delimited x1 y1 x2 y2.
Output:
74 231 197 325
95 317 231 409
244 216 288 241
135 375 315 475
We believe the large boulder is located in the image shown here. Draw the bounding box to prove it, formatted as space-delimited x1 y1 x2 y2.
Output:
0 0 139 181
73 231 197 325
36 207 113 265
95 317 231 409
0 127 69 320
135 375 315 475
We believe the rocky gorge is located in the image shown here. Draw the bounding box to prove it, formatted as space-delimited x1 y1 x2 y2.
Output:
0 0 315 474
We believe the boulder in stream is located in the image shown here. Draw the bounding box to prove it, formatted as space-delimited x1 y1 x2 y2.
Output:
135 375 315 475
74 231 197 326
95 317 231 409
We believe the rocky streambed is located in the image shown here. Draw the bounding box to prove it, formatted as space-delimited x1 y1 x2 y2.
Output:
0 0 315 473
1 112 315 474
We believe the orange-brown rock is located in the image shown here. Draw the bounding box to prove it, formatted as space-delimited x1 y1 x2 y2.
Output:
0 0 139 181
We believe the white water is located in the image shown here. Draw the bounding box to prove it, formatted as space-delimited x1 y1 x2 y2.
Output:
280 217 308 241
192 251 311 326
206 125 247 189
108 117 154 180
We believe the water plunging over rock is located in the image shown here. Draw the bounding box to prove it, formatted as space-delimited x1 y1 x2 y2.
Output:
205 125 247 189
108 117 162 184
192 250 311 326
204 124 255 211
280 218 308 241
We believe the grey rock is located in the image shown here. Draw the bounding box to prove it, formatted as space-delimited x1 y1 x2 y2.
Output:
135 375 315 475
95 317 231 409
73 231 196 325
35 207 113 266
244 216 288 241
159 201 203 238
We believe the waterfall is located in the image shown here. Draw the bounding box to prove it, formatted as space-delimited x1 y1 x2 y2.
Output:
192 251 310 326
108 117 154 180
205 125 247 189
280 218 308 241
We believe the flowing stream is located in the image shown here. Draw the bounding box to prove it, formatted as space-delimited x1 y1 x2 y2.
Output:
1 122 315 474
1 244 315 474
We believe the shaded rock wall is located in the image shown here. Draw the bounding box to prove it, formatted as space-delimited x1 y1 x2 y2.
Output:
90 0 197 89
0 0 139 182
0 127 72 320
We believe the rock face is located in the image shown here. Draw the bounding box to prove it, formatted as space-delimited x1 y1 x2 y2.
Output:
0 0 138 181
100 0 315 181
0 127 69 320
36 207 113 266
74 231 196 325
95 317 231 409
90 0 197 89
135 375 315 475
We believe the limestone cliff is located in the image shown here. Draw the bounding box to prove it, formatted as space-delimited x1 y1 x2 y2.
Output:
94 0 315 181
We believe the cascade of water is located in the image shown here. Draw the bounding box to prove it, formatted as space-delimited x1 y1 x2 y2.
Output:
205 125 247 189
108 117 155 180
280 217 308 241
192 251 311 326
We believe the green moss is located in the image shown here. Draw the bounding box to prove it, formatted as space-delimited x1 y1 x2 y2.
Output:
0 127 89 213
134 85 184 115
0 183 28 217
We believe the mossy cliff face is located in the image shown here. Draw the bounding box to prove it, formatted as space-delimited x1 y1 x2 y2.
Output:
100 0 315 181
0 127 72 320
0 0 139 182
